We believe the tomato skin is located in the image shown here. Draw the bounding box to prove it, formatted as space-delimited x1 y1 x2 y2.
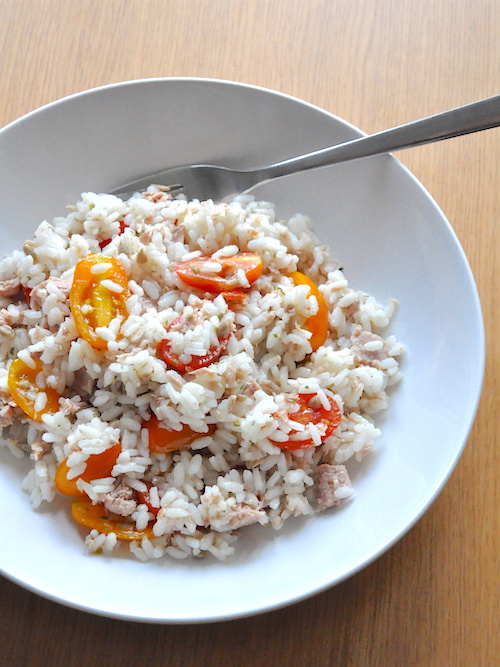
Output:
290 272 329 351
271 393 342 450
22 286 32 306
157 337 227 374
99 220 127 249
175 252 263 294
55 442 122 497
137 484 160 516
220 290 247 302
71 499 154 540
145 414 216 453
70 254 130 350
7 357 60 421
157 313 230 374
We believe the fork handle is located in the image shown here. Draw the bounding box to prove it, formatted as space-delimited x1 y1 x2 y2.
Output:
252 94 500 181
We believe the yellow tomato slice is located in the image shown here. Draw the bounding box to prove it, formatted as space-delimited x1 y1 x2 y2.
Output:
7 357 60 421
69 254 130 350
291 271 329 351
71 499 154 541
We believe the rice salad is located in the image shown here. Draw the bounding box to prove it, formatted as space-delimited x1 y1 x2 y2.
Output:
0 187 402 561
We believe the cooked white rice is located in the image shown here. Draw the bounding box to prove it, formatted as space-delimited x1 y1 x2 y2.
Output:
0 187 402 561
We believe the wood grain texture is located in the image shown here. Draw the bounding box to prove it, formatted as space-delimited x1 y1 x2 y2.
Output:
0 1 498 665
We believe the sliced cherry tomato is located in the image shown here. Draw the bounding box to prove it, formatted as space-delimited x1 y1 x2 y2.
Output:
221 290 248 302
70 254 130 350
291 271 329 351
55 442 122 497
157 313 230 374
22 286 32 306
145 414 216 453
137 483 160 516
175 251 263 294
271 393 342 450
71 499 154 540
7 357 61 421
99 220 127 249
157 338 227 374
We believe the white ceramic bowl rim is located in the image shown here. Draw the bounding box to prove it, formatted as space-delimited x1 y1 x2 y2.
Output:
0 78 485 623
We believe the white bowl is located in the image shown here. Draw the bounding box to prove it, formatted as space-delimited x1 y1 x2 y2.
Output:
0 78 484 623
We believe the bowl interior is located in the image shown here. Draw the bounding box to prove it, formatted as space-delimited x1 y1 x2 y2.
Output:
0 79 484 622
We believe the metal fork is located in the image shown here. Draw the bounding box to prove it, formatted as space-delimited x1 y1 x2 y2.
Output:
112 94 500 202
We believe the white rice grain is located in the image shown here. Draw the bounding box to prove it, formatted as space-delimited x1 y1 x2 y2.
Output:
0 191 402 564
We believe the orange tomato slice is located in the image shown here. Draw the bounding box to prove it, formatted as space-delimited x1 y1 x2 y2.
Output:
291 271 329 351
71 499 154 540
220 290 248 301
175 252 263 294
145 414 216 453
69 254 130 350
55 442 122 497
7 357 60 421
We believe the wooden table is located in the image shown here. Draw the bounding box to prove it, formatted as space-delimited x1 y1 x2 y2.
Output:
0 1 498 665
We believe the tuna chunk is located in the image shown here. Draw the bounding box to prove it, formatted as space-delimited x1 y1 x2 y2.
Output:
103 484 137 517
59 397 86 416
0 404 15 428
72 368 96 399
0 309 14 328
138 228 156 245
29 278 71 310
227 504 267 529
143 187 174 204
30 436 51 461
0 278 22 297
315 463 352 511
350 326 388 368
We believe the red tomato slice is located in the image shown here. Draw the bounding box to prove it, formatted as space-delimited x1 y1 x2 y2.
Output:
22 286 32 306
99 220 127 249
157 313 229 374
175 252 263 293
271 393 342 450
137 483 160 516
